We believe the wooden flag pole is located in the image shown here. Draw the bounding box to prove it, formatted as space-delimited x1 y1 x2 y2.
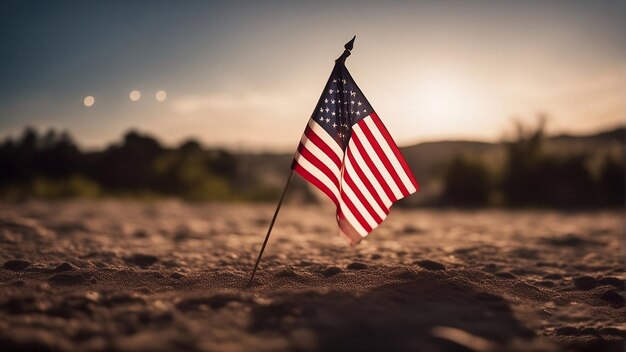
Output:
248 170 294 286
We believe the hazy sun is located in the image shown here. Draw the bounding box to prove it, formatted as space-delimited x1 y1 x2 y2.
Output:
408 72 484 135
417 77 468 118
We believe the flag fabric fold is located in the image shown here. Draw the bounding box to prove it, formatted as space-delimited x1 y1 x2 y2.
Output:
291 47 419 245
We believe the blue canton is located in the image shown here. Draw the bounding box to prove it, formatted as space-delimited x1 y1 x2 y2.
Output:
311 64 374 150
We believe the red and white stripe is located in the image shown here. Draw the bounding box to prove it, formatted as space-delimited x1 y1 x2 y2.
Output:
292 112 419 244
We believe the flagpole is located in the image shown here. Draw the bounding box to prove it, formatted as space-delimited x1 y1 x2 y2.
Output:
248 170 294 286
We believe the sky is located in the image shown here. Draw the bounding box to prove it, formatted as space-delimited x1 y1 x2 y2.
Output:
1 0 624 151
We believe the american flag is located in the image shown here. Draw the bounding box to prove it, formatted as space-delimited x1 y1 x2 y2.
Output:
291 43 419 245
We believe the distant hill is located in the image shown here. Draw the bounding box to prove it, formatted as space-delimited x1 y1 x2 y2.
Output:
400 141 495 185
551 127 625 143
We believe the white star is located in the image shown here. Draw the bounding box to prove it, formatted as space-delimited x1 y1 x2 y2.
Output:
325 108 329 112
351 101 355 104
356 111 360 116
324 98 328 103
329 89 333 94
363 109 367 112
357 101 362 106
319 108 324 112
351 91 356 96
319 116 324 121
333 79 337 83
331 111 336 116
333 123 337 128
331 100 335 104
342 79 347 84
326 118 330 123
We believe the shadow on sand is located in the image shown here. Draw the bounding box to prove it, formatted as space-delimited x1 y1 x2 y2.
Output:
249 269 534 351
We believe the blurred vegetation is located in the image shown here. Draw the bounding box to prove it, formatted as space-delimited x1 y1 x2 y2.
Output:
0 122 623 208
440 119 624 208
0 127 305 202
442 155 492 206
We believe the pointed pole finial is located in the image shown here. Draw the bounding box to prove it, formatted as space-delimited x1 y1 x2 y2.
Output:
345 35 356 51
336 35 356 65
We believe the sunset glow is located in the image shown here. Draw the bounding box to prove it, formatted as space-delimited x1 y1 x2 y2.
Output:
0 1 623 150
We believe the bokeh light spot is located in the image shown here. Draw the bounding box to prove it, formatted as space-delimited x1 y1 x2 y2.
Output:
129 90 141 101
156 90 167 102
83 96 95 107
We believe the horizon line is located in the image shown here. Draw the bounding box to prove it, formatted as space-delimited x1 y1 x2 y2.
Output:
1 122 623 154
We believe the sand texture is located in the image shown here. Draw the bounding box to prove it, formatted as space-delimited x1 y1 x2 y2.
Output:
0 201 624 352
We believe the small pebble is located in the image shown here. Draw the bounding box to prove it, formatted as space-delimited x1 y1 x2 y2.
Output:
274 269 301 279
598 277 624 290
346 262 368 270
555 326 579 336
3 259 31 271
133 229 148 238
579 327 598 335
402 225 423 234
495 272 517 279
124 254 159 268
48 273 87 285
544 273 563 280
102 293 146 307
170 272 186 279
54 262 76 272
573 276 597 290
176 294 241 311
482 263 499 273
321 266 342 277
599 289 625 307
415 259 446 271
543 233 587 246
537 280 555 287
599 327 625 336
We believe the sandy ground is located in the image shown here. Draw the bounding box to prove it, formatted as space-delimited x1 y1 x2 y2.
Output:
0 200 623 352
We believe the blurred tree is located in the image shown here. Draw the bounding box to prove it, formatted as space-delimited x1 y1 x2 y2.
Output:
93 130 164 191
178 139 203 154
442 155 491 206
37 129 80 179
0 138 18 183
500 118 596 207
598 155 625 206
210 149 237 179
